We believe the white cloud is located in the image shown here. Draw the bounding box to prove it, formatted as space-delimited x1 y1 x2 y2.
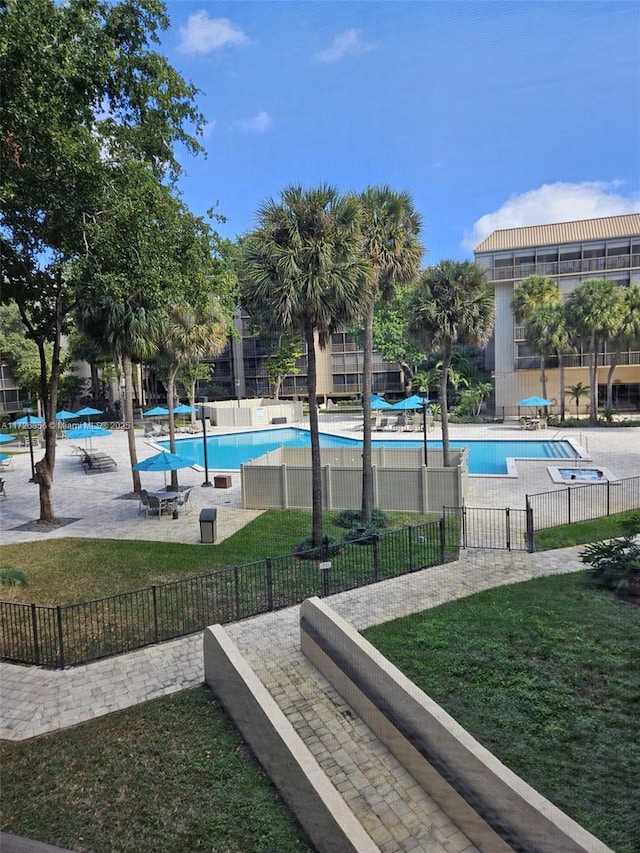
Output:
178 12 248 55
463 182 640 250
316 28 374 63
236 111 272 134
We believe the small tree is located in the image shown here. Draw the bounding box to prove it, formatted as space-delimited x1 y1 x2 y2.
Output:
566 381 590 418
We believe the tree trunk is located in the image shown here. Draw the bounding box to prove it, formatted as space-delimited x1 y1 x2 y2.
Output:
558 353 566 422
360 303 374 524
540 357 548 403
606 355 619 409
440 344 452 468
167 369 178 489
123 353 141 493
588 333 598 425
305 325 323 547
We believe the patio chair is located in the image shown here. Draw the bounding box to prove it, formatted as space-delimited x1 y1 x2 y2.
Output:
146 494 164 517
0 456 13 470
176 487 193 515
138 489 151 515
0 478 6 498
375 417 390 431
391 414 406 431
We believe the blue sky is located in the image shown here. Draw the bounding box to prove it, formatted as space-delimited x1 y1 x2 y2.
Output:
160 1 640 261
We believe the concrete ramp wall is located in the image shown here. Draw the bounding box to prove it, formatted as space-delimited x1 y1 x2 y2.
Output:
203 625 379 853
300 597 611 853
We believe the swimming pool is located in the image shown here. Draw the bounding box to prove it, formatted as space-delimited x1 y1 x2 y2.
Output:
159 427 578 476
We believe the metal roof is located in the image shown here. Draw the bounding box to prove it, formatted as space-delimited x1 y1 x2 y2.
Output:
474 213 640 253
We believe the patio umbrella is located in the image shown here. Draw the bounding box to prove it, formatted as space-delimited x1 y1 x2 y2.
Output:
517 396 553 408
391 394 427 410
0 434 17 444
173 404 196 414
64 424 111 450
13 414 45 426
0 452 9 461
75 406 103 417
371 396 394 410
132 449 195 486
55 410 77 421
143 406 169 417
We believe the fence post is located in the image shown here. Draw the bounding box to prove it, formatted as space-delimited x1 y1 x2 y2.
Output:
439 514 446 564
31 603 40 666
407 525 413 570
525 499 535 553
606 480 610 517
266 558 274 611
234 566 240 620
567 486 571 525
505 507 511 551
372 536 379 582
56 605 64 670
461 503 467 549
152 585 159 644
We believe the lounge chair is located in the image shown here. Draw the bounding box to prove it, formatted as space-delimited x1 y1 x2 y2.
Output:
375 417 390 431
0 456 13 470
391 415 406 431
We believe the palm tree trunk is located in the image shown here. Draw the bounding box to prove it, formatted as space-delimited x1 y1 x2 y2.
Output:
167 369 178 489
305 325 323 547
440 343 452 468
558 354 566 422
588 333 598 425
123 352 142 493
606 355 619 409
540 357 548 403
360 303 374 524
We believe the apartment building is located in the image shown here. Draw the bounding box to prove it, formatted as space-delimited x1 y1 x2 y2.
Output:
201 309 404 404
474 213 640 414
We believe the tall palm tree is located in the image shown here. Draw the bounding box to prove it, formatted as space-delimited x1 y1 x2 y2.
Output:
408 261 494 467
241 185 370 547
77 293 160 493
356 187 423 524
158 296 232 487
522 302 569 405
565 279 626 424
511 275 560 404
605 284 640 408
566 381 590 418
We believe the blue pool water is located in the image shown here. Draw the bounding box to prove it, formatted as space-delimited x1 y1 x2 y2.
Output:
159 427 577 476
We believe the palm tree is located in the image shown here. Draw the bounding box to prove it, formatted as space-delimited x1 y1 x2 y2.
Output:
408 260 495 467
158 296 231 487
511 275 560 404
522 302 569 406
356 187 423 524
566 381 590 418
565 279 626 424
77 293 160 493
605 284 640 408
241 185 370 547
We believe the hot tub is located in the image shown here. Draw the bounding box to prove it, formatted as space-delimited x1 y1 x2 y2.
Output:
548 466 616 484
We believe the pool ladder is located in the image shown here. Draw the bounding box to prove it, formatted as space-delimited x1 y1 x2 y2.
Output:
551 431 588 465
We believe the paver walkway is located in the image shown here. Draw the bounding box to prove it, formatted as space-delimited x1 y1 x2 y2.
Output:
1 545 587 852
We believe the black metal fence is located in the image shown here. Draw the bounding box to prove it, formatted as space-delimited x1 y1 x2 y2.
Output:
444 505 533 552
0 516 458 669
527 475 640 531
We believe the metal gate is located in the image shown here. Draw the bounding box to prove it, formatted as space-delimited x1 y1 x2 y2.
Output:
444 505 533 552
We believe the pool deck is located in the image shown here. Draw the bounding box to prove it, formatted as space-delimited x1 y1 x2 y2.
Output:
0 418 638 546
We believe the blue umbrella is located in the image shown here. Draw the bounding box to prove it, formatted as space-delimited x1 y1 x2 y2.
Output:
0 452 9 461
75 406 103 417
371 396 394 410
144 406 169 417
132 449 195 486
55 410 77 421
0 434 17 444
517 396 553 408
13 415 45 426
64 424 111 449
391 394 428 410
173 404 197 414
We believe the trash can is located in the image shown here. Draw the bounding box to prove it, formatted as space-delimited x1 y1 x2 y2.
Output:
199 508 217 543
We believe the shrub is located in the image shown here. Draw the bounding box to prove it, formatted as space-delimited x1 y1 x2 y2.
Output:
333 508 389 530
579 514 640 597
343 523 382 544
0 567 27 587
293 535 344 561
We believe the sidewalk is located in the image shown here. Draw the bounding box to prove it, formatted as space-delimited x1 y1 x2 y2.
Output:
0 545 587 853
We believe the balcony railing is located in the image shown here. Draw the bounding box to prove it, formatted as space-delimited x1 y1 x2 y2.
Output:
492 254 639 281
515 350 640 371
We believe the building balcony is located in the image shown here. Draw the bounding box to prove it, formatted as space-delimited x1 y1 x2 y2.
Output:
491 253 639 281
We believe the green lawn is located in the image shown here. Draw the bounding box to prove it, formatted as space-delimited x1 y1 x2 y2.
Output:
534 509 639 551
0 687 313 853
0 509 440 604
363 571 640 853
